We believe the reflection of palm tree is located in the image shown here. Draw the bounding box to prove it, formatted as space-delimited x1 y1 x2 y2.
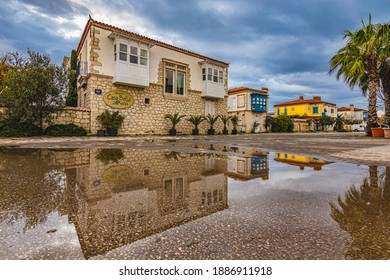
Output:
330 166 390 259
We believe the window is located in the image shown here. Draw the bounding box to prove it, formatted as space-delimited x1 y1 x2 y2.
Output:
130 46 138 64
213 69 218 82
119 43 127 61
284 107 287 115
164 61 187 95
203 67 224 84
140 49 148 66
237 95 245 108
165 69 174 94
207 68 212 81
313 106 319 114
114 42 148 66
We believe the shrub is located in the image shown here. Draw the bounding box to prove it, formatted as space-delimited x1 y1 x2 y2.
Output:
0 119 43 137
271 115 293 132
45 123 87 136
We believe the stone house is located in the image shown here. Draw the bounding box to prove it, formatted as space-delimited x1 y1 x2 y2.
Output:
76 17 229 135
227 87 269 133
337 104 368 124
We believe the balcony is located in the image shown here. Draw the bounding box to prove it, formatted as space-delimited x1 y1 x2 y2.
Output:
78 61 88 77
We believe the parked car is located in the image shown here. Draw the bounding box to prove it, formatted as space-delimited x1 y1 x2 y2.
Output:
352 124 366 132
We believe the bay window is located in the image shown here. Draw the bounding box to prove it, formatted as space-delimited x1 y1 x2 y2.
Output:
202 67 224 84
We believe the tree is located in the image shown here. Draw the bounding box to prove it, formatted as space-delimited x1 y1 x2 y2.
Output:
334 114 344 131
65 50 78 107
329 16 385 135
2 50 66 129
319 115 335 131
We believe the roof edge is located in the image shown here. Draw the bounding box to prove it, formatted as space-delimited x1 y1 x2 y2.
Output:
76 17 229 66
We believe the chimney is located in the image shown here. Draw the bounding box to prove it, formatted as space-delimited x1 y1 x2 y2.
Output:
313 96 321 100
299 96 304 100
350 104 354 111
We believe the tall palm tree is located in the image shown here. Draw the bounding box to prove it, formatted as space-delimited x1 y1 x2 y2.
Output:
378 23 390 124
329 16 383 135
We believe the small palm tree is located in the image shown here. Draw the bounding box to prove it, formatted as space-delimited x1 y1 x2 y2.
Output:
187 115 205 135
231 115 239 134
165 113 186 135
219 115 230 135
205 114 219 135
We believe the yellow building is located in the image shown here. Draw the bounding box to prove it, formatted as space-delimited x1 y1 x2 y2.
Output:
274 152 329 171
274 96 337 118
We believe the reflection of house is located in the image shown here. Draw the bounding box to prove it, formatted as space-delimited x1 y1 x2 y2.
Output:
75 17 228 135
71 149 228 259
227 87 269 133
274 96 337 119
274 153 329 171
227 150 269 180
337 104 368 124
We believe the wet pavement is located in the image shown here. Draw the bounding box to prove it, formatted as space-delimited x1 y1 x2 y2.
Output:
1 146 389 260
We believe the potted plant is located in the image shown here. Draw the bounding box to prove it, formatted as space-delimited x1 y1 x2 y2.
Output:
205 114 219 135
231 115 239 135
219 115 230 135
371 123 384 138
187 115 205 135
96 110 124 136
165 113 186 136
383 126 390 139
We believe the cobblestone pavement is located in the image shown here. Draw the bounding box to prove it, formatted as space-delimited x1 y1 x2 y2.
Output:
1 132 390 166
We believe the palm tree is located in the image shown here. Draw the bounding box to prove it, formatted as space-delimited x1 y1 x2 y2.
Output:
219 115 230 135
187 115 204 135
164 113 186 136
329 16 384 135
378 23 390 124
205 114 219 135
231 115 239 134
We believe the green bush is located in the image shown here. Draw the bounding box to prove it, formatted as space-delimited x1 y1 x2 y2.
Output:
271 115 294 132
0 119 43 137
45 123 87 136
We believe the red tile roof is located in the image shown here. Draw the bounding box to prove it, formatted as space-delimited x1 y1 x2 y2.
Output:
337 106 367 112
274 97 335 107
228 87 268 95
77 17 229 67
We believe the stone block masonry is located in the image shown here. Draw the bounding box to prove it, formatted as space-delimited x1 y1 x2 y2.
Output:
83 74 228 135
50 107 91 131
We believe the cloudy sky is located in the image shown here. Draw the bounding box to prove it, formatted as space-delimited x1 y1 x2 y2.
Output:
1 0 389 109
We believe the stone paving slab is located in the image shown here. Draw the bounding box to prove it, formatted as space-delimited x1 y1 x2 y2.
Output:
1 132 390 166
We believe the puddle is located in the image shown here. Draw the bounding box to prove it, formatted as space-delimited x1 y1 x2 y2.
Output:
0 148 389 260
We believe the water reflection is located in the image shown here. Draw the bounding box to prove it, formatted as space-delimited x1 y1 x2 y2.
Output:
330 166 390 259
0 148 67 231
274 152 330 170
0 148 229 259
1 147 388 260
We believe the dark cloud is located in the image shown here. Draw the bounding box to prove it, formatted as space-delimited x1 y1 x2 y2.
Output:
1 0 389 109
19 0 89 16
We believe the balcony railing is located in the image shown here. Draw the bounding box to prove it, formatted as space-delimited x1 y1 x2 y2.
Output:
77 61 88 77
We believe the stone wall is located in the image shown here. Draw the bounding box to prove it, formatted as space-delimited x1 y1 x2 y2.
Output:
82 74 228 135
50 107 91 131
0 105 91 131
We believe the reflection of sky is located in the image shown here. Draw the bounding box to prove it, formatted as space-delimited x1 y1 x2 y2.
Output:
0 212 83 259
229 152 369 200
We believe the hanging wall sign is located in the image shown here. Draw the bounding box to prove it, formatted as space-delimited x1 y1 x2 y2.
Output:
103 90 134 109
